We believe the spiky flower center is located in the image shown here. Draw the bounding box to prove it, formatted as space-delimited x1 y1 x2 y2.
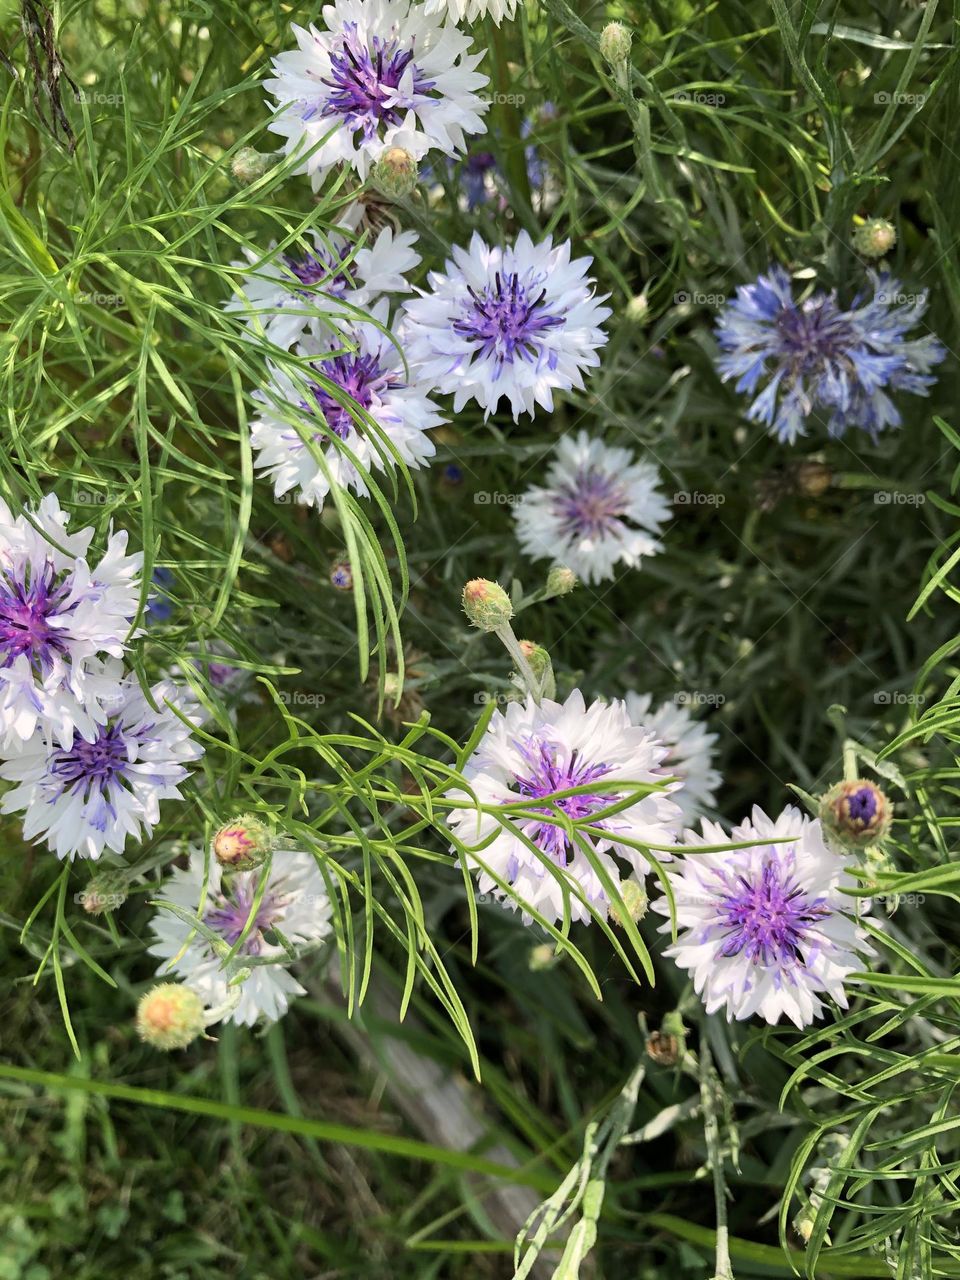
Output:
716 858 829 966
0 562 72 672
50 722 130 794
513 738 612 864
550 466 630 540
454 270 564 365
320 26 435 138
305 352 400 439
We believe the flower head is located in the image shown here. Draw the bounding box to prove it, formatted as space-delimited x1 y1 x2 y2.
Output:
0 493 142 749
0 676 203 860
227 202 421 350
448 690 681 924
514 432 670 584
624 691 721 824
653 805 871 1027
148 849 332 1026
264 1 489 187
403 232 610 419
462 577 513 630
251 299 445 510
715 266 946 443
854 218 897 259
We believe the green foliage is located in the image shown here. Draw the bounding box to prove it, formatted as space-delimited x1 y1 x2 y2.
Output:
2 1 960 1278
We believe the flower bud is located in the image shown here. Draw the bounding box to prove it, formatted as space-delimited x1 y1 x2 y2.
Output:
794 460 832 498
625 293 649 325
330 561 353 591
518 640 551 682
609 877 649 927
646 1010 686 1066
853 218 897 259
212 814 273 870
820 778 892 848
462 578 513 631
545 565 577 597
370 147 418 200
80 868 128 916
136 983 205 1050
599 22 632 68
528 942 558 971
231 147 274 185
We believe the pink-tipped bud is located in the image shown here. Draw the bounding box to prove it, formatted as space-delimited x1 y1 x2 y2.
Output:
212 814 273 870
462 579 513 632
136 983 204 1050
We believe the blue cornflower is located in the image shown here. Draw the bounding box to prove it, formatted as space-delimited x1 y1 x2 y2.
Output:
714 266 946 443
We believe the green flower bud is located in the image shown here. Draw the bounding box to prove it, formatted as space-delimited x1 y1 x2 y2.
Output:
212 814 273 870
80 867 129 916
599 22 632 67
462 578 513 631
136 983 204 1051
370 147 418 199
545 565 577 596
231 147 274 185
853 218 897 259
609 878 649 927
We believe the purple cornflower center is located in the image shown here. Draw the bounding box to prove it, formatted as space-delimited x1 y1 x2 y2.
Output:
716 858 829 966
304 352 399 439
204 880 279 956
550 466 630 540
208 661 239 689
775 296 859 377
49 722 130 794
320 26 435 139
0 563 72 672
282 248 356 296
453 270 564 365
513 738 613 864
845 785 878 825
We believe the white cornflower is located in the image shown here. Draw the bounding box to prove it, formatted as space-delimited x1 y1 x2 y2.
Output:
0 676 203 861
0 493 142 750
403 232 610 419
423 0 518 25
148 849 333 1026
264 0 489 187
251 298 445 510
226 203 421 350
652 805 871 1028
514 432 670 583
447 690 680 925
624 691 721 824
